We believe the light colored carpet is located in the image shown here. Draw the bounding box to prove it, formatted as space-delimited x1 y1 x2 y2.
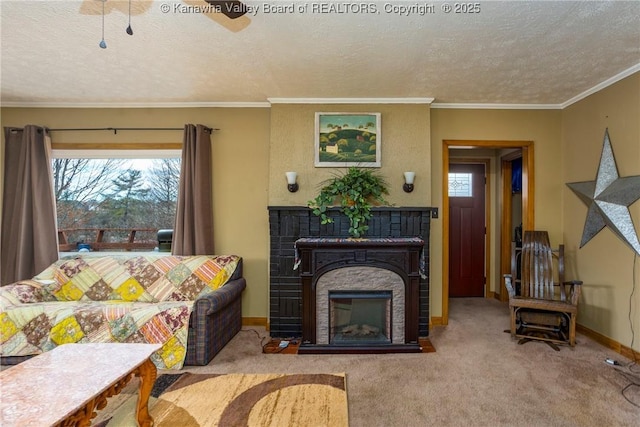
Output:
95 372 348 427
170 298 639 427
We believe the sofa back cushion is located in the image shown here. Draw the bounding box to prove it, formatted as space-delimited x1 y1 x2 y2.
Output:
34 255 241 302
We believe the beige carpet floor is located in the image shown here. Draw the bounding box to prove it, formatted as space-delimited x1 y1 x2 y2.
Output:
169 298 639 427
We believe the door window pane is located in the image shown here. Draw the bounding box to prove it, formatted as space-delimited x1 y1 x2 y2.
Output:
448 173 473 197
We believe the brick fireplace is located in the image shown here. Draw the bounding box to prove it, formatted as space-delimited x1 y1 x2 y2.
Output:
268 206 434 344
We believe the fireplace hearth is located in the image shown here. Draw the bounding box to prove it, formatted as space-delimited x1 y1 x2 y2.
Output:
295 237 424 354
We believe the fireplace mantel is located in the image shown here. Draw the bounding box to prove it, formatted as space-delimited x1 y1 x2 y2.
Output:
296 237 424 354
267 206 433 340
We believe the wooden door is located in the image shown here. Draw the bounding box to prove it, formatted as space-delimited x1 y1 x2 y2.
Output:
449 163 486 297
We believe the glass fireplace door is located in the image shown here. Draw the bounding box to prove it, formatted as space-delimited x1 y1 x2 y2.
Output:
329 291 392 345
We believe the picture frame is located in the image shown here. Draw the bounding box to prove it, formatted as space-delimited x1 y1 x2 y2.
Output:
315 112 381 167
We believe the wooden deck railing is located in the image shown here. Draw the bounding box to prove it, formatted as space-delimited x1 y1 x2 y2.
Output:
58 228 159 252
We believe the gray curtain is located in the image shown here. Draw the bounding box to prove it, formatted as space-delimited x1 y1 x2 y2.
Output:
172 124 215 255
1 125 58 285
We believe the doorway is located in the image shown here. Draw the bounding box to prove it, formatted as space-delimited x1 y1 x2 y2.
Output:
449 162 486 297
441 140 534 325
499 151 524 302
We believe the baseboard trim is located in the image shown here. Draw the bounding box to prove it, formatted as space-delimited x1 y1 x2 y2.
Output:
576 324 640 362
242 317 268 327
429 316 639 360
430 317 444 328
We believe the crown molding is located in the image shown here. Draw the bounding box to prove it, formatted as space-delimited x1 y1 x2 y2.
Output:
431 103 562 110
560 63 640 109
0 101 271 108
267 97 434 104
3 63 638 110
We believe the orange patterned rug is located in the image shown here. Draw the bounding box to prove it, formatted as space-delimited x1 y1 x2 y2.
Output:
94 372 349 427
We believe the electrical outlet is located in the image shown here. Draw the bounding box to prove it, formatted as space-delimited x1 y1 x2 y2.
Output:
431 208 438 219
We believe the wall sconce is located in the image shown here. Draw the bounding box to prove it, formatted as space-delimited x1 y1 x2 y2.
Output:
403 172 415 193
286 171 299 192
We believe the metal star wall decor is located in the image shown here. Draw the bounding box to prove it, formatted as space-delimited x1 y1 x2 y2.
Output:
567 129 640 255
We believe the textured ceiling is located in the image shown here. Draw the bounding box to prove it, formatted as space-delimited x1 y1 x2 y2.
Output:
1 0 639 107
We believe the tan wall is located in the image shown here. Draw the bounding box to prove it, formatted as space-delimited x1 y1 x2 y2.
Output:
430 109 563 317
269 103 431 207
0 107 271 319
562 73 640 352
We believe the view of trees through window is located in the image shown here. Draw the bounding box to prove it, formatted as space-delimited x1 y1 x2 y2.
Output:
53 158 180 249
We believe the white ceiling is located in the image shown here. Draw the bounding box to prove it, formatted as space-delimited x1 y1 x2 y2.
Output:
1 0 639 108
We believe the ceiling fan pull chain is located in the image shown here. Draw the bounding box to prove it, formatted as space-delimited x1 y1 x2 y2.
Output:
126 0 133 35
99 0 107 49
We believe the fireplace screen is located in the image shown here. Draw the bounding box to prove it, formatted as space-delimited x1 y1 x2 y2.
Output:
329 291 392 344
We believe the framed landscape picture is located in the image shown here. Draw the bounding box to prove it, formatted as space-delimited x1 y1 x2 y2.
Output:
315 112 381 167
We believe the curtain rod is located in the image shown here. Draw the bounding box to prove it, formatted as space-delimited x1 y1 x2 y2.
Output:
46 126 218 134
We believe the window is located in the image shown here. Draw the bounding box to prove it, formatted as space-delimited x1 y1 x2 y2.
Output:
448 172 473 197
51 149 180 252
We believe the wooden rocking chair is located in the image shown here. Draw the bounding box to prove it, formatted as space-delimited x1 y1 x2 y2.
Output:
504 231 583 349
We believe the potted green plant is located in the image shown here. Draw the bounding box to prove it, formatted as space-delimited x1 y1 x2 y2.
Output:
308 167 390 238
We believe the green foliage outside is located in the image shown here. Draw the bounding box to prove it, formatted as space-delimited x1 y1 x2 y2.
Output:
53 158 180 247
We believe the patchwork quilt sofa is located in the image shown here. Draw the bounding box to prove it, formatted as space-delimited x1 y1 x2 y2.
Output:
0 254 246 369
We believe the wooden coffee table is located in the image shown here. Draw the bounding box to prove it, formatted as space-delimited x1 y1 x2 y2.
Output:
0 343 161 427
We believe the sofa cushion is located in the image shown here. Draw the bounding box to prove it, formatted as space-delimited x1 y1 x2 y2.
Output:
0 300 194 369
146 255 240 301
33 255 241 303
35 257 156 302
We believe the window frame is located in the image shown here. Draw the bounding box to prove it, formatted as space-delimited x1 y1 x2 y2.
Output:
51 144 182 254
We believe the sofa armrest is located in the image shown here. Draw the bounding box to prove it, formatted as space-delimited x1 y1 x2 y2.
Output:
229 258 243 281
186 276 246 365
0 280 55 304
194 278 246 316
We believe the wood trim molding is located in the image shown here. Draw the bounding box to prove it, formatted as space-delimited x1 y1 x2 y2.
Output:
267 97 434 104
442 147 450 325
51 143 183 150
576 324 640 362
242 317 268 327
430 317 444 328
522 144 534 230
500 158 514 302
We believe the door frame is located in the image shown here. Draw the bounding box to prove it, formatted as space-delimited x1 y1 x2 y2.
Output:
448 159 491 298
442 140 534 325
